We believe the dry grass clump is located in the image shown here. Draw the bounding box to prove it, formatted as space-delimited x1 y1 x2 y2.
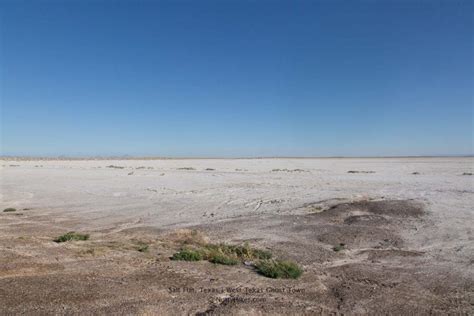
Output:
167 229 210 245
3 208 17 212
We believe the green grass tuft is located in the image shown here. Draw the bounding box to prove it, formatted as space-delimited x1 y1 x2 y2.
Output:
208 252 239 265
54 232 90 243
333 243 346 252
255 259 303 279
3 208 17 212
171 249 203 261
169 239 302 278
202 242 272 261
250 248 273 260
171 241 273 267
137 244 149 252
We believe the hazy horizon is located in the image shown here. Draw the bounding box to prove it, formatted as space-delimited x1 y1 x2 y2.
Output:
1 154 473 160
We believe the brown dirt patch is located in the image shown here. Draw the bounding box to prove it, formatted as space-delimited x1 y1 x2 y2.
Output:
0 199 472 314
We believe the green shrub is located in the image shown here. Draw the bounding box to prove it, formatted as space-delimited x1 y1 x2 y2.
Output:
333 243 346 252
255 259 303 279
202 242 272 261
54 232 90 243
250 248 272 260
208 252 239 265
170 241 304 279
171 249 203 261
137 244 149 252
228 243 272 260
3 208 16 212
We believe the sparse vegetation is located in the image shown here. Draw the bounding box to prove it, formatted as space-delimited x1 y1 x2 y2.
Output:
333 243 346 252
310 205 323 213
106 165 125 169
255 259 303 279
3 208 17 212
168 230 300 278
171 248 203 261
205 168 215 171
412 172 420 175
348 170 375 174
272 168 306 173
171 242 272 264
54 232 90 243
203 242 273 261
168 229 210 245
81 248 96 256
462 172 473 176
177 167 195 170
208 252 239 265
137 243 149 252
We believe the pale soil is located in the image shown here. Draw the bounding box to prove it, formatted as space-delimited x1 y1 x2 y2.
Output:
0 158 473 314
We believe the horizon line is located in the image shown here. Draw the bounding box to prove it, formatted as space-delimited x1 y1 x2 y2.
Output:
1 154 473 160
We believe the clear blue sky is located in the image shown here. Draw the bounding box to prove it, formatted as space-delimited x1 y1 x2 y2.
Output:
1 0 472 157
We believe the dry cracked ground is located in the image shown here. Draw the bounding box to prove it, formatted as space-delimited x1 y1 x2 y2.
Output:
0 158 473 314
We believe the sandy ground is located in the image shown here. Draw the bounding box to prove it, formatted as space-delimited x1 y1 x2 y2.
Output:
0 157 473 314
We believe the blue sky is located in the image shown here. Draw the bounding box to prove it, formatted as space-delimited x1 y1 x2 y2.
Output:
1 0 472 157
